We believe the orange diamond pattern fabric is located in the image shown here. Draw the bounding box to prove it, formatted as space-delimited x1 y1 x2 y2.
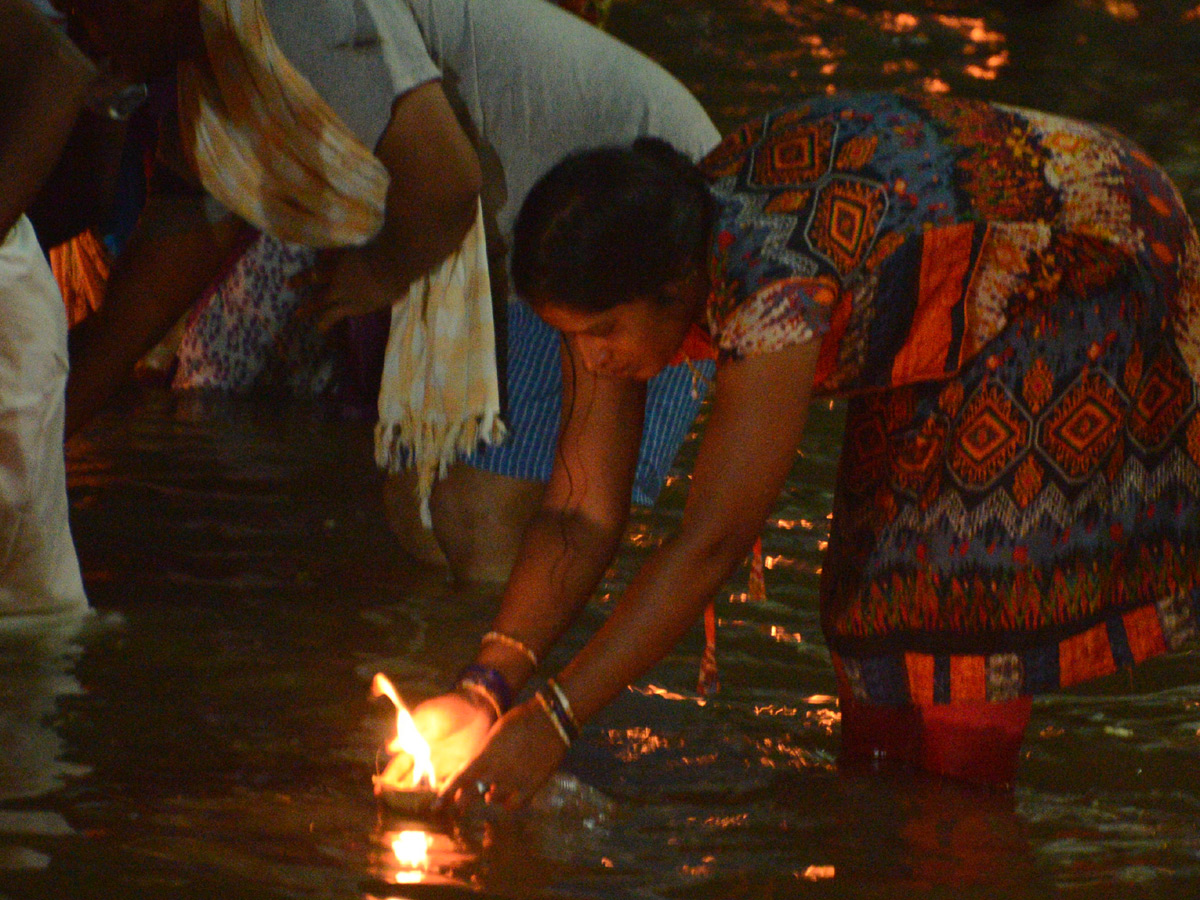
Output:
698 92 1200 704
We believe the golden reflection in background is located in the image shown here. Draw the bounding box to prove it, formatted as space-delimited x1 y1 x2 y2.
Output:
789 6 1012 96
631 683 708 705
625 524 664 549
1096 0 1140 19
754 695 840 736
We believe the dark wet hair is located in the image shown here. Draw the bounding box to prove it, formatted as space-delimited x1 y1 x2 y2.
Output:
512 137 714 314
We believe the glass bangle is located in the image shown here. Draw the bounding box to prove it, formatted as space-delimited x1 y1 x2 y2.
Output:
454 663 513 715
534 689 572 748
481 630 539 667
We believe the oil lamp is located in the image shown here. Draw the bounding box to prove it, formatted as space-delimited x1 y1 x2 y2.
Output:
371 672 439 817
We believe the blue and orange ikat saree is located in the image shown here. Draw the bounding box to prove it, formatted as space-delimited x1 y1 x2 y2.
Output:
696 92 1200 705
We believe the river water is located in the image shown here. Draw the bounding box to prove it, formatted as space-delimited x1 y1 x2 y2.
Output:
4 1 1200 898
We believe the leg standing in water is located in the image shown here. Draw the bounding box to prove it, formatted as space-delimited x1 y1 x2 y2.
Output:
0 0 104 627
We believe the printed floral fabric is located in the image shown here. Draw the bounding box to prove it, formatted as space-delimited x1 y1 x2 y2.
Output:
173 233 338 397
699 92 1200 703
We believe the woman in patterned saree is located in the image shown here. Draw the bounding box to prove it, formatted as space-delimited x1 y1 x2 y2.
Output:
412 91 1200 808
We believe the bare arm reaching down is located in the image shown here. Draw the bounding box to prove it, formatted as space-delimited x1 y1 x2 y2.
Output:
423 339 821 808
302 80 483 331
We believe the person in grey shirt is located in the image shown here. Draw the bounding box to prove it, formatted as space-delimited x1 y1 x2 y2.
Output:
62 0 718 583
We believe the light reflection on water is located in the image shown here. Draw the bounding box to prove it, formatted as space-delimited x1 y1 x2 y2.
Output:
1 1 1199 897
614 0 1200 212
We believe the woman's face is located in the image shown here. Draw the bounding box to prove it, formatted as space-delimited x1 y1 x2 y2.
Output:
537 276 706 382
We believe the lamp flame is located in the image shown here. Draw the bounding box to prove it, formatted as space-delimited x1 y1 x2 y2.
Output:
372 672 436 791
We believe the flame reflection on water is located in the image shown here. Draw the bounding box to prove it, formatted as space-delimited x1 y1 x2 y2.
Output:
390 829 432 883
802 864 837 881
372 824 479 890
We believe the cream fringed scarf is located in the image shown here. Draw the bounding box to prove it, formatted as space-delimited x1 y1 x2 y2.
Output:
375 200 506 526
176 0 505 522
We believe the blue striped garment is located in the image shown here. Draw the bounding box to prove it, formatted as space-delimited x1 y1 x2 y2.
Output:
465 299 712 506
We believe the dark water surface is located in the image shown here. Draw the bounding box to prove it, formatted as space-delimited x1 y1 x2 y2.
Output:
5 1 1200 898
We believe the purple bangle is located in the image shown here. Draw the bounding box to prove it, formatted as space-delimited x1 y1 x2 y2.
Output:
455 663 513 715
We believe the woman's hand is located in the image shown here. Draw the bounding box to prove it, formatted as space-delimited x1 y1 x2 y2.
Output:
399 691 497 787
441 698 567 811
294 247 399 333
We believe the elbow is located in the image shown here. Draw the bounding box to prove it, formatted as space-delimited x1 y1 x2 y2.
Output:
597 507 631 556
408 158 481 258
674 521 760 578
448 185 481 248
579 505 632 553
537 501 629 563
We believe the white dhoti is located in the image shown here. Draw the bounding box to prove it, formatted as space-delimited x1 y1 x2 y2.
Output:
0 216 87 628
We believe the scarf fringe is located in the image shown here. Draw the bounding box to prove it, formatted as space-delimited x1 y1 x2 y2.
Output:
375 413 507 528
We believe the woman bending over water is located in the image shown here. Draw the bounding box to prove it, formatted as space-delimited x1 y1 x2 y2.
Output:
413 91 1200 806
